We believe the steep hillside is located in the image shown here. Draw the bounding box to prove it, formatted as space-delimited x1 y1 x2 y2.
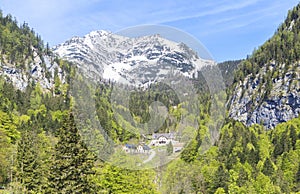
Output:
229 4 300 129
0 5 300 194
0 11 68 91
218 59 243 88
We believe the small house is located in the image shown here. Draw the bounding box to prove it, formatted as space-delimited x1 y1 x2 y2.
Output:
137 144 151 154
172 142 184 153
123 143 151 154
123 144 137 153
151 133 175 146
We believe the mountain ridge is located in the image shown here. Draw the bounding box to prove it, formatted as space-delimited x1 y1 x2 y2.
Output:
53 30 215 87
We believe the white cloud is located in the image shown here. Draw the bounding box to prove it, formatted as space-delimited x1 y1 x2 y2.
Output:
153 0 260 24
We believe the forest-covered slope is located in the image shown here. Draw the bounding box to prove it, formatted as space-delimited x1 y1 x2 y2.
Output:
0 11 73 92
229 4 300 129
0 3 299 194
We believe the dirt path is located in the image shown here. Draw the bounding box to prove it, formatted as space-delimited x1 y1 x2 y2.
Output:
143 150 156 163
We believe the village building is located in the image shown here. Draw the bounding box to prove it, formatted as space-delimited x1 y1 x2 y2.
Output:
137 144 151 154
172 142 185 153
123 143 151 154
150 133 175 146
123 144 137 153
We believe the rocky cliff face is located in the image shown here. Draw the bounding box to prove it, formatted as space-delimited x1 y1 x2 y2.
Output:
229 62 300 129
229 4 300 129
0 48 65 91
53 30 214 87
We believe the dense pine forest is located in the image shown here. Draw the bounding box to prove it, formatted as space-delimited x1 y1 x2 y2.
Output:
0 4 300 194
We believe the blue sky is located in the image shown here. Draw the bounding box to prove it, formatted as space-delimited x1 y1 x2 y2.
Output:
0 0 299 62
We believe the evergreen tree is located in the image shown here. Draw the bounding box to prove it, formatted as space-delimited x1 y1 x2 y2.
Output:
210 165 229 193
48 112 95 193
166 141 173 155
0 126 13 185
180 131 201 162
16 128 43 193
295 163 300 192
289 125 297 149
237 167 248 187
262 157 274 177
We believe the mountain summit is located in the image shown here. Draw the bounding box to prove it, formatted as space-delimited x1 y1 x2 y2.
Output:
53 30 214 86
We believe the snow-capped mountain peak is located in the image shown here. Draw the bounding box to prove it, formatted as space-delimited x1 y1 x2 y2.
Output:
88 30 111 37
53 31 215 86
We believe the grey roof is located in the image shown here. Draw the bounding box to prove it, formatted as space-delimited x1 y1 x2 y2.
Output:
143 145 151 150
125 144 136 149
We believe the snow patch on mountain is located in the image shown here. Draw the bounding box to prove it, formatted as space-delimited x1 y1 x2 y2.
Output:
53 30 215 86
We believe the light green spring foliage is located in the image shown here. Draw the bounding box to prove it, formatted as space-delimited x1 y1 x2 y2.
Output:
93 163 159 194
1 4 300 194
162 117 300 194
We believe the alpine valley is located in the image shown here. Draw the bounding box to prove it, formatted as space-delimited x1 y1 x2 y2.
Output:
0 3 299 194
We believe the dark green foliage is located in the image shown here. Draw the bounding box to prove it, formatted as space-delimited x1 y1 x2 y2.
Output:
48 112 96 193
17 128 45 193
218 59 243 88
210 165 229 193
262 157 274 176
181 132 202 162
128 83 180 124
290 125 297 149
0 123 13 185
218 121 260 169
167 141 173 155
16 126 51 193
0 13 45 67
237 167 248 187
17 129 39 192
273 130 291 158
94 81 185 142
94 84 130 141
296 163 300 191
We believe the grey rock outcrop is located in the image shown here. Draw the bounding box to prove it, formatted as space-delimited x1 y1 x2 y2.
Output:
0 47 65 91
229 62 300 129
